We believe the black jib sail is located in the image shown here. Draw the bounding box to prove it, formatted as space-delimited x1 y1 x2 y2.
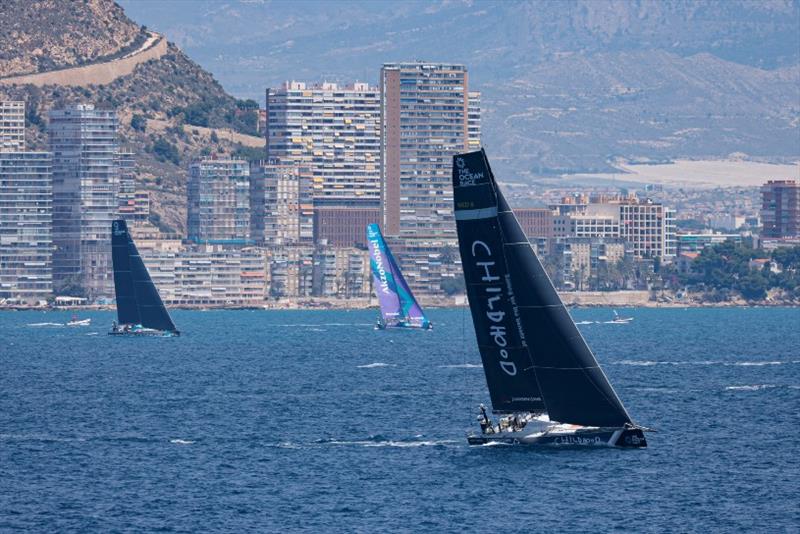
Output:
452 149 632 427
111 219 178 333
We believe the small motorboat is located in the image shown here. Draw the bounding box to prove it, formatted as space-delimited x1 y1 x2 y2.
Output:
67 315 91 327
606 310 633 324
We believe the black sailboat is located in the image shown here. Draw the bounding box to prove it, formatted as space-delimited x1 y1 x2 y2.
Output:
453 150 647 447
109 219 179 337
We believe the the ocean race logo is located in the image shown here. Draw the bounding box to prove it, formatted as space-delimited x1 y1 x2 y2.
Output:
471 240 516 376
455 156 484 187
113 221 125 236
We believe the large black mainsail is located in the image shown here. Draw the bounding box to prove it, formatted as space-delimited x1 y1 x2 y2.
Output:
111 219 178 333
453 150 632 427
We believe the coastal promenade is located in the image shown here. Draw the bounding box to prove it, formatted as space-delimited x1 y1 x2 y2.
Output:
2 290 795 311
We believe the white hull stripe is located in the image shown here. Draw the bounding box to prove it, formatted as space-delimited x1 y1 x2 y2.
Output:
455 207 498 221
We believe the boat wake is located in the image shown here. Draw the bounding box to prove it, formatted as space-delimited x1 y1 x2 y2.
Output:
724 384 777 391
269 323 373 327
169 438 195 445
356 362 396 368
318 436 458 448
574 320 595 325
439 363 483 369
27 322 64 327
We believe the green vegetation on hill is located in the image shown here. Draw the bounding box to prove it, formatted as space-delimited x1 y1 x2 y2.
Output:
677 242 800 302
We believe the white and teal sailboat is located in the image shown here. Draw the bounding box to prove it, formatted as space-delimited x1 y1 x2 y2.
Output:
367 224 431 330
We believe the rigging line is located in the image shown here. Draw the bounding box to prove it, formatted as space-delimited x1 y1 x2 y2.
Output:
461 292 470 423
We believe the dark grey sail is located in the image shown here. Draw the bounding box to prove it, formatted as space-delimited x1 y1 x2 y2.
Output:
111 219 178 333
453 150 632 427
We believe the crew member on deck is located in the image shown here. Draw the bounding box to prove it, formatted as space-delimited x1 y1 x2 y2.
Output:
478 404 492 433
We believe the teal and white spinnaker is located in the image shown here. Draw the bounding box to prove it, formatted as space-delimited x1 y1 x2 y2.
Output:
367 224 431 329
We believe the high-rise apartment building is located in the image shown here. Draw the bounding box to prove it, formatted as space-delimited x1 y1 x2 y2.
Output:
251 161 313 246
116 147 149 222
313 206 379 248
187 158 251 244
380 62 474 239
49 104 119 299
266 81 381 207
761 180 799 238
619 200 670 260
547 194 676 261
0 101 25 152
0 152 53 303
467 91 481 152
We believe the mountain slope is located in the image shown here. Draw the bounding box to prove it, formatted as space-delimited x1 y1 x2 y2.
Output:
120 0 800 177
0 0 262 234
0 0 144 77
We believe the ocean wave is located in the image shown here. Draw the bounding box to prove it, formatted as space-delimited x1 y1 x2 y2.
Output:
615 359 794 367
575 320 595 325
439 363 483 369
724 384 777 391
356 362 396 368
169 439 195 445
27 322 64 327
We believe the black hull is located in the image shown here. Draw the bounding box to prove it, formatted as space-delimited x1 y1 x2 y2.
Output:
467 427 647 448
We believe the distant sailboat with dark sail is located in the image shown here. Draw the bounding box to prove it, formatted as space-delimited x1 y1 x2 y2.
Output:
452 150 648 447
367 223 431 330
109 219 179 337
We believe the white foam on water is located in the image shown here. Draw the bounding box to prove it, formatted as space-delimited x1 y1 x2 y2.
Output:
363 440 458 448
86 332 99 336
169 439 195 445
356 362 396 368
27 322 64 327
724 384 777 391
439 363 483 369
575 320 595 325
481 440 514 447
616 359 789 367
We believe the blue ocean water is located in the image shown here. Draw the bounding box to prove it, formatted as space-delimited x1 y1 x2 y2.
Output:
1 307 798 532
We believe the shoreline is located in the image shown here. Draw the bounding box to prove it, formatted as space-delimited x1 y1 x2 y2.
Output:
1 291 797 311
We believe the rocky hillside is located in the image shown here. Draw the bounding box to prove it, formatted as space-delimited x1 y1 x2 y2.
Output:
0 0 144 77
0 0 263 235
